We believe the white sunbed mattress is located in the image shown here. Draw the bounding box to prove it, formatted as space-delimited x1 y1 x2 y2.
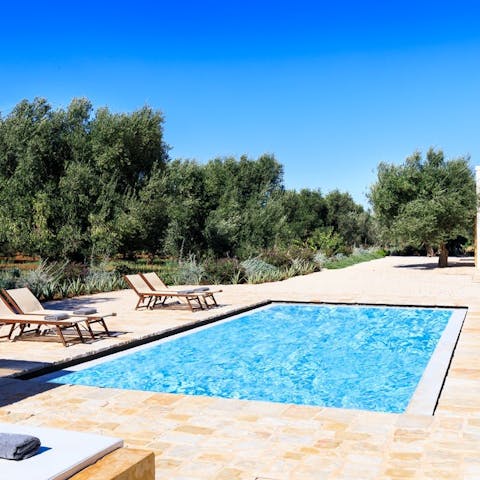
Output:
0 422 123 480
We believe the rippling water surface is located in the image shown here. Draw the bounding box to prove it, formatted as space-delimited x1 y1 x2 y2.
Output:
50 304 453 413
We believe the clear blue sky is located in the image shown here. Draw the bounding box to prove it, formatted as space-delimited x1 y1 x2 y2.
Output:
1 1 480 207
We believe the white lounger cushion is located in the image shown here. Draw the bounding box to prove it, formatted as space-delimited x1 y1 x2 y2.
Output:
0 422 123 480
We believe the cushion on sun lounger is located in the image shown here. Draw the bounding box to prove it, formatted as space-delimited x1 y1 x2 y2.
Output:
0 433 41 460
176 290 197 294
192 287 209 292
44 313 70 321
72 307 98 315
0 422 123 478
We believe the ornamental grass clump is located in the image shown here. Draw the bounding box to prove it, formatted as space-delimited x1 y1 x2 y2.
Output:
240 257 282 284
286 258 318 277
22 260 67 300
175 254 205 285
0 259 126 300
83 269 124 294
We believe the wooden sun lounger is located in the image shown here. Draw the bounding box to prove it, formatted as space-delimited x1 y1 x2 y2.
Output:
2 288 113 338
140 272 221 309
124 274 205 311
0 296 86 346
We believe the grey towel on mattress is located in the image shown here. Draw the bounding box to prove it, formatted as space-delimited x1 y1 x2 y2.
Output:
72 307 98 315
44 313 70 321
0 433 41 460
176 288 209 295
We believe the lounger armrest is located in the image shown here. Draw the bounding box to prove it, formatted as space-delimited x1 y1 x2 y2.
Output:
81 312 117 319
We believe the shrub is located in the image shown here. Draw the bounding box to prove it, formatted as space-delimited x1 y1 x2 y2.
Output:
306 227 346 257
286 258 319 277
21 260 68 300
175 254 205 285
313 251 327 267
261 246 314 267
260 249 292 268
323 248 386 269
240 257 287 284
202 257 242 284
0 268 22 290
241 257 277 276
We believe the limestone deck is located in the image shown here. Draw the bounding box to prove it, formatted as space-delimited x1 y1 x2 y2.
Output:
1 256 480 479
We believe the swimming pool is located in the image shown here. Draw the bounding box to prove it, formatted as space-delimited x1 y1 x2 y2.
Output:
45 303 465 413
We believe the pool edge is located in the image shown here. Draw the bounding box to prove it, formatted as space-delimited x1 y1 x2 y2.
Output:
21 300 468 416
406 307 466 416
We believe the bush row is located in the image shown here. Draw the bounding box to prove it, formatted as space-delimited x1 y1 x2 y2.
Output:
0 260 125 301
0 248 386 300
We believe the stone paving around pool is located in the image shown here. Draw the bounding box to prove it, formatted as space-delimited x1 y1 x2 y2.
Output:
1 256 480 479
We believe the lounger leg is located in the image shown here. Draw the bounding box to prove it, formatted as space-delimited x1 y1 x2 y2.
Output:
204 294 218 308
153 297 168 307
84 321 96 340
137 295 154 309
8 323 16 339
55 326 68 347
17 324 26 340
75 324 85 343
100 319 110 336
188 297 203 311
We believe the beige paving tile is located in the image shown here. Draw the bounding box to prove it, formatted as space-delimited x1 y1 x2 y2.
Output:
1 256 480 479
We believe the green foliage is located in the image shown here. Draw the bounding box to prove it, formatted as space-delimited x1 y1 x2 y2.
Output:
286 258 318 277
369 149 476 266
0 259 125 300
202 155 287 257
281 189 327 241
22 260 68 299
322 248 386 269
0 97 374 264
325 190 374 246
312 251 327 268
0 97 168 261
305 227 347 256
174 254 206 285
202 257 242 285
239 254 320 284
241 257 278 278
0 268 22 290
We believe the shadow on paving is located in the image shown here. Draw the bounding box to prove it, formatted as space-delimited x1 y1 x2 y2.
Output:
0 358 48 377
0 375 60 408
394 259 475 270
44 296 120 310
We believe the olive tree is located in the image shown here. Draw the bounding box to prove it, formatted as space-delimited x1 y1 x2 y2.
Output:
369 149 476 267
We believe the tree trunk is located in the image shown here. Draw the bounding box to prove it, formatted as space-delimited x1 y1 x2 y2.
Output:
438 242 448 268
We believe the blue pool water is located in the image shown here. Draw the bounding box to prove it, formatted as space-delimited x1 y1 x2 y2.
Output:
49 304 454 413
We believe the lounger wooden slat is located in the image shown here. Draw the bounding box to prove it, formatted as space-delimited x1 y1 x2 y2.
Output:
124 274 205 311
140 272 222 309
0 296 86 346
2 288 114 338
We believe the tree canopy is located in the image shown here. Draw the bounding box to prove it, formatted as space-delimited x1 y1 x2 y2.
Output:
369 149 476 267
0 97 373 262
